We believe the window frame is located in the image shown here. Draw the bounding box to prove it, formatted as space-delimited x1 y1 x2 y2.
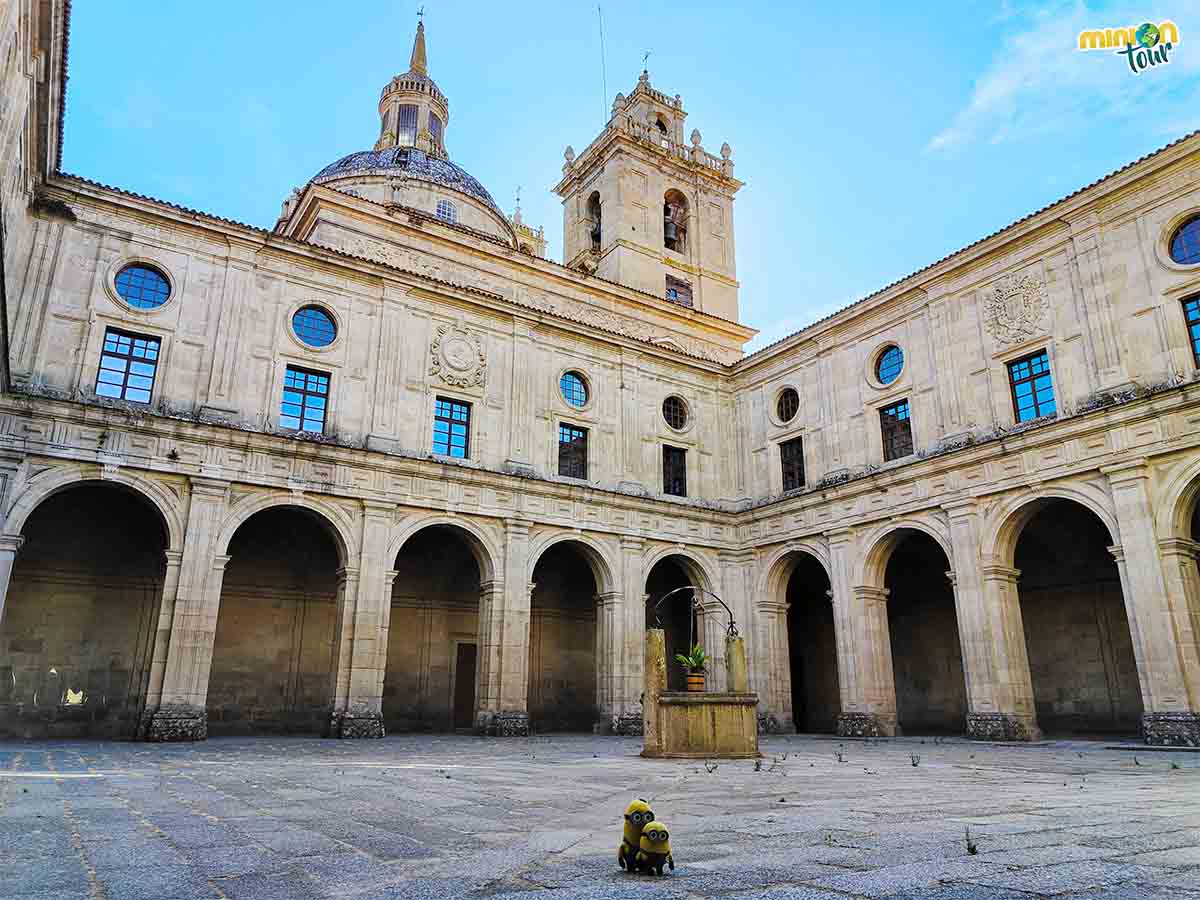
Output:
396 104 418 146
559 370 589 409
432 396 472 459
875 345 905 386
662 444 688 497
776 387 800 424
879 398 914 462
780 436 805 492
1006 348 1057 423
436 199 458 224
291 305 338 349
279 364 331 434
1184 296 1200 368
95 326 161 404
1170 214 1200 266
662 395 689 431
557 422 588 480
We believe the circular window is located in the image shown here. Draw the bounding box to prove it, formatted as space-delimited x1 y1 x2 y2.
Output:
114 264 171 310
1170 214 1200 265
777 388 799 423
292 305 337 348
560 370 588 408
875 345 904 385
662 395 688 430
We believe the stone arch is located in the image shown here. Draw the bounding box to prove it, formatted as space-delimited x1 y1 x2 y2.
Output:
985 485 1118 568
388 514 501 583
857 517 954 588
642 543 717 595
527 531 616 595
1154 455 1200 539
216 492 358 566
3 465 184 551
757 540 832 602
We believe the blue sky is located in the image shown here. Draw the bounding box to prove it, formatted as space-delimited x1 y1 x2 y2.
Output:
63 2 1200 349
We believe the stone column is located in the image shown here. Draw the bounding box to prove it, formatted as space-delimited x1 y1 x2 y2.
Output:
0 534 25 633
1158 538 1200 715
752 598 791 733
594 590 622 732
477 519 531 736
144 477 230 742
612 536 645 734
642 628 667 756
716 549 754 706
981 564 1040 740
726 635 749 693
945 501 1036 741
141 549 184 721
1104 461 1200 745
328 501 394 738
828 529 897 736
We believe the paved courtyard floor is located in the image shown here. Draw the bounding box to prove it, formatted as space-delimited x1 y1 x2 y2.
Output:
1 734 1199 900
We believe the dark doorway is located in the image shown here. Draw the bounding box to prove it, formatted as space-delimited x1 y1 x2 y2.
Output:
885 532 966 734
646 557 699 692
528 543 597 732
453 642 477 730
1016 500 1142 736
785 554 839 733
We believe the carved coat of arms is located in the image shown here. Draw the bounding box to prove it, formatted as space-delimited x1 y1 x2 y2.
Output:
982 274 1050 345
430 325 486 388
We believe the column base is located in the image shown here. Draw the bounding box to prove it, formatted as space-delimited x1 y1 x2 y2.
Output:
836 712 887 738
328 710 386 739
143 704 207 742
966 712 1040 742
1142 712 1200 746
757 712 783 735
612 712 644 736
478 711 530 736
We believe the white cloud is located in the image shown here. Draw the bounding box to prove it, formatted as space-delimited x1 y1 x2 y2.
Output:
929 0 1200 152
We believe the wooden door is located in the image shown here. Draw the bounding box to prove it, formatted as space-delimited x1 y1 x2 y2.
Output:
453 643 477 730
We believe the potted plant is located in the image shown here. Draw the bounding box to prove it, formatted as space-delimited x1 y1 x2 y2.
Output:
675 644 709 692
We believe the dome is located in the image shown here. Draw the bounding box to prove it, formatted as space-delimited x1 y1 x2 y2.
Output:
313 147 503 217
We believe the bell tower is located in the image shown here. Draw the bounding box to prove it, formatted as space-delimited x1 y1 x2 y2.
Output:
553 70 743 321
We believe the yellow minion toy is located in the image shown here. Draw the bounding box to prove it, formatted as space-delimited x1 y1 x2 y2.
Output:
617 798 654 871
635 820 675 876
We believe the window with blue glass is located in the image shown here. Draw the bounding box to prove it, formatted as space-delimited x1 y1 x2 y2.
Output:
114 264 171 310
560 370 588 408
280 366 329 433
1183 297 1200 367
875 345 904 385
1171 214 1200 265
1007 350 1056 423
880 399 913 461
292 306 337 348
96 328 159 403
432 397 471 458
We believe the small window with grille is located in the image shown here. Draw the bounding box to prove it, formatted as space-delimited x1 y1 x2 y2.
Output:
396 104 418 146
880 399 913 462
96 328 160 404
1007 350 1056 422
777 387 799 423
558 423 588 479
432 397 471 458
436 199 458 224
665 275 693 307
780 436 805 492
663 445 687 497
429 113 444 151
280 366 330 434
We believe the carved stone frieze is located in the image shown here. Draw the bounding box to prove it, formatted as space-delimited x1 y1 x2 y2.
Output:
982 273 1050 345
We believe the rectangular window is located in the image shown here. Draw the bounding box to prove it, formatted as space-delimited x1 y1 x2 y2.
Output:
280 365 329 433
780 436 805 492
396 104 418 146
432 397 471 458
665 275 694 308
880 399 913 462
1184 297 1200 367
95 328 160 404
1007 350 1057 423
663 445 687 497
558 423 588 479
428 113 444 151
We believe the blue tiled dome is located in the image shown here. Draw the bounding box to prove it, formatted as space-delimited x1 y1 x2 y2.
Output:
313 147 501 216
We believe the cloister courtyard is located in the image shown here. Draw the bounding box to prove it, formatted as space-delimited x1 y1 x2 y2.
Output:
1 733 1198 900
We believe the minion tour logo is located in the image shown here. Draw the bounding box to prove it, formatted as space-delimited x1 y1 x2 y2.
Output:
1078 21 1180 75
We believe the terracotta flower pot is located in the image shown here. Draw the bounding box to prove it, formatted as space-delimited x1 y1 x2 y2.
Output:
686 672 706 692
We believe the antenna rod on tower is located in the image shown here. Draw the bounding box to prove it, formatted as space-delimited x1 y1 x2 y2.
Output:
597 4 608 125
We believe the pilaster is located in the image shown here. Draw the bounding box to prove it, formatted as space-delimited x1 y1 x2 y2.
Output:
611 535 646 735
0 534 25 632
477 519 531 736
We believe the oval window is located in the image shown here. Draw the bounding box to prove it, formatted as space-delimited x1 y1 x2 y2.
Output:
876 345 904 385
560 371 588 408
662 395 688 430
114 264 171 310
777 387 799 423
1170 214 1200 265
292 305 337 348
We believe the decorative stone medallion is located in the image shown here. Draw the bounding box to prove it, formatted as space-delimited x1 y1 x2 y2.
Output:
982 273 1050 345
430 325 486 388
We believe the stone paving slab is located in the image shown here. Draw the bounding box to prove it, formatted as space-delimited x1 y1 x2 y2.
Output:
0 733 1198 899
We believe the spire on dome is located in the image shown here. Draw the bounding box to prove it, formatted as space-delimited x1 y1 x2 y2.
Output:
410 19 428 76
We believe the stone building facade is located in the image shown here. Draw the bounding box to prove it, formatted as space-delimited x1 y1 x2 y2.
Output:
1 3 1199 745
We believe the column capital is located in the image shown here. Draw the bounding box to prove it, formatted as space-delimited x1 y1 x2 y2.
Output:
1159 537 1200 560
336 566 361 584
163 549 184 566
505 518 533 538
945 570 957 587
1100 459 1152 484
852 585 889 604
1107 543 1125 564
188 477 232 498
717 549 755 566
981 564 1021 583
596 590 621 608
211 553 232 573
479 578 502 596
0 534 24 555
754 598 788 615
361 500 397 517
941 498 980 518
619 535 644 551
383 568 400 588
826 527 855 546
